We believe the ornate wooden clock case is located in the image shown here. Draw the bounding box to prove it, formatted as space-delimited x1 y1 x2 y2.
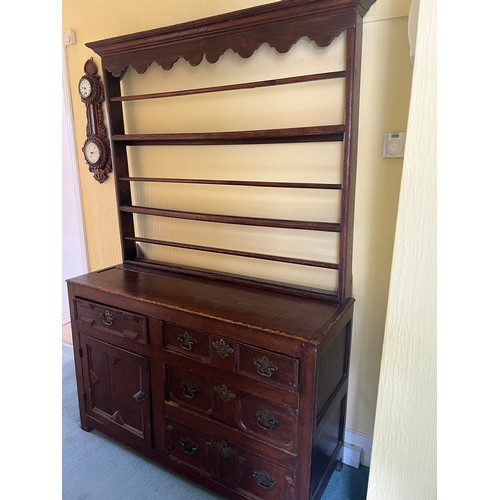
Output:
67 1 376 498
78 58 112 182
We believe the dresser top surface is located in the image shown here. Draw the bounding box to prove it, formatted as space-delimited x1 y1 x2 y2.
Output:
68 265 353 343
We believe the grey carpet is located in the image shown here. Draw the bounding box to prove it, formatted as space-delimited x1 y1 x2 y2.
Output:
62 343 368 499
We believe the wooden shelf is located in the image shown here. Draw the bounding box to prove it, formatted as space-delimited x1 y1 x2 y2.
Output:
119 177 342 190
112 125 344 146
111 71 346 102
120 205 341 232
126 236 339 270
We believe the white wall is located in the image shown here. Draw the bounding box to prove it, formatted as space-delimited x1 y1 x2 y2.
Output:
366 0 436 498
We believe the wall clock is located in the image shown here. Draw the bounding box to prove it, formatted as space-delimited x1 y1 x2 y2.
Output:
78 58 112 183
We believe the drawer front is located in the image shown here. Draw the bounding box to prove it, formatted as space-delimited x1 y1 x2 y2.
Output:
166 417 241 489
165 364 297 450
239 449 295 500
238 345 299 390
166 366 213 416
74 298 147 345
165 419 211 477
163 323 210 361
163 323 237 371
238 394 297 450
163 321 299 392
165 364 240 428
165 417 295 498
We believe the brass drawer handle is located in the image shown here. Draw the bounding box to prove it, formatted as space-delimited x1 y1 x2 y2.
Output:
179 437 199 455
253 356 278 378
253 470 277 489
99 311 115 326
255 409 278 431
178 331 196 351
211 440 235 458
181 380 198 399
212 338 234 358
214 384 235 403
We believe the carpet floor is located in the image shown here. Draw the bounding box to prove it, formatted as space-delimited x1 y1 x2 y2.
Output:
62 343 369 499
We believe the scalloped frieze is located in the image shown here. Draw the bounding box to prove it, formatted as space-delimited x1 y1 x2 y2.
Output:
94 4 357 78
104 26 348 78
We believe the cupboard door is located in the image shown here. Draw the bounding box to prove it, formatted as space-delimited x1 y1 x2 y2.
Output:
80 334 152 449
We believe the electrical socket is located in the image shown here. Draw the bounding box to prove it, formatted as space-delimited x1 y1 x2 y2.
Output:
343 442 362 469
63 30 76 46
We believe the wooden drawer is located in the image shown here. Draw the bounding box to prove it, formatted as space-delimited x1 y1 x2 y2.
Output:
238 345 299 390
166 417 241 489
166 366 213 416
165 364 298 451
238 448 296 499
163 322 237 371
165 417 296 498
163 323 210 361
74 298 147 346
165 418 212 477
238 393 297 450
163 321 298 391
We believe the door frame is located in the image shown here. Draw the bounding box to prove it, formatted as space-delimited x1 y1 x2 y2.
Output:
62 31 88 323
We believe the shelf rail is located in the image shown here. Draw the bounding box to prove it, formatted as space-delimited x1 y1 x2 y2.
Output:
111 70 346 102
125 236 339 270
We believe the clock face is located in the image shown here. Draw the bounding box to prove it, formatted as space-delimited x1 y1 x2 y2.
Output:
79 77 92 98
83 140 102 165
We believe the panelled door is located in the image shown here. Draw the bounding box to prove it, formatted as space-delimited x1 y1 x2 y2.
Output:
80 334 152 448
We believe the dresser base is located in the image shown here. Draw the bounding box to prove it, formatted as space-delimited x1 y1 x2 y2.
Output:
68 265 353 499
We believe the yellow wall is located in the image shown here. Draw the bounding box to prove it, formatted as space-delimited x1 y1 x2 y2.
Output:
63 0 413 439
367 0 436 496
349 0 413 436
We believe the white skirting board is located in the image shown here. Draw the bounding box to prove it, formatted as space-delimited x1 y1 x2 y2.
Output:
343 428 373 467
